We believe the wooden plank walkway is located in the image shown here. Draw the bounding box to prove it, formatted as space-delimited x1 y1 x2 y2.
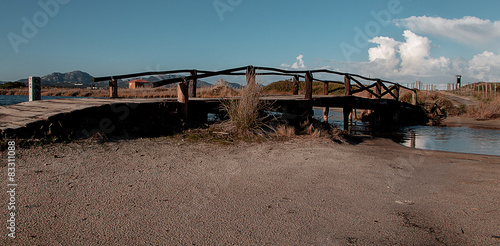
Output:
0 95 412 131
0 98 176 131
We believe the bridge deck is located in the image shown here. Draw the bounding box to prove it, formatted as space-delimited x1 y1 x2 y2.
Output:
0 95 415 136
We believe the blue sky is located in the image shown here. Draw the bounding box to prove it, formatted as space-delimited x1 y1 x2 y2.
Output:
1 0 500 86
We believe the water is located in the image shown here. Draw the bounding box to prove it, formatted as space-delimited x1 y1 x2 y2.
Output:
313 108 500 156
396 125 500 156
0 95 84 106
2 97 498 156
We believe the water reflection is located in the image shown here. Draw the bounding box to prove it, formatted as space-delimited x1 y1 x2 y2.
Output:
312 108 500 156
396 126 500 156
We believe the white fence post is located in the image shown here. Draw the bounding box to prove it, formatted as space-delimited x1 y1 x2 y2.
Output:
29 76 41 101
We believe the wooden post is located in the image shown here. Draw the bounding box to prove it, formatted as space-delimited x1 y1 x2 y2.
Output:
246 65 255 85
344 75 351 96
304 71 313 100
375 80 382 99
323 81 328 96
109 80 118 98
177 79 189 121
412 91 418 105
29 76 41 101
292 75 299 95
394 85 400 101
323 81 329 122
189 70 197 98
343 106 351 132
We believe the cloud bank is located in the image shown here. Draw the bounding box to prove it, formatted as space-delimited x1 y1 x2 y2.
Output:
395 16 500 44
282 16 500 84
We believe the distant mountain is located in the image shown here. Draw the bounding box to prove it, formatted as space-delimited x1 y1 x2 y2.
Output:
15 71 94 87
8 71 244 89
43 71 93 85
226 81 243 89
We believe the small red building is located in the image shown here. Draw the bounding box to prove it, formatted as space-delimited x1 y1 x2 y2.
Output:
128 79 150 89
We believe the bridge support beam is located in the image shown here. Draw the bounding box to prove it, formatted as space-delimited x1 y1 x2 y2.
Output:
323 81 329 122
343 106 352 132
109 80 118 98
375 79 382 99
305 71 313 100
393 85 400 101
177 79 189 121
344 75 351 96
412 92 418 105
292 75 299 95
189 70 197 98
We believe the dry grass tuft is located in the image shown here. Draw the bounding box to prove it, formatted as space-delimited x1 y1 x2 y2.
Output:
197 80 240 98
219 81 267 136
466 100 500 119
274 125 296 137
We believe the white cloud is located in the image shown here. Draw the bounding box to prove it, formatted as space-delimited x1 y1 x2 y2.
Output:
363 30 450 78
466 51 500 81
282 30 500 84
292 54 306 69
396 16 500 44
280 54 307 70
368 36 400 62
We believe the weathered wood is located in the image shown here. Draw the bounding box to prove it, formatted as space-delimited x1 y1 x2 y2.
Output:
323 81 329 122
375 80 382 99
189 70 197 98
304 71 313 100
177 79 189 120
394 85 400 101
246 66 256 85
109 80 118 98
343 106 351 132
344 75 351 96
292 75 299 95
412 91 418 105
29 76 41 101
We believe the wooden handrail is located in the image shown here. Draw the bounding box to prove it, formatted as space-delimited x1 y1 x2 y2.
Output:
93 65 417 104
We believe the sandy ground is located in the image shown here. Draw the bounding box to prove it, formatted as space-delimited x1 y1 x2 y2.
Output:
1 136 500 245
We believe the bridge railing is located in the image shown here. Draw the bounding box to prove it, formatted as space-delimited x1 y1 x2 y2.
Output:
93 65 417 105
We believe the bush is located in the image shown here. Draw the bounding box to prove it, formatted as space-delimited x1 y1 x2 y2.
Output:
220 81 267 135
0 82 27 89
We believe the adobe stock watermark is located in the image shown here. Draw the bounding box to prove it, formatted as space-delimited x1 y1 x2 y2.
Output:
7 0 71 54
339 0 407 61
213 0 243 21
6 141 17 239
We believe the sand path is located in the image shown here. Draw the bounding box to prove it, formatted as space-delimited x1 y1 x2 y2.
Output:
1 137 499 245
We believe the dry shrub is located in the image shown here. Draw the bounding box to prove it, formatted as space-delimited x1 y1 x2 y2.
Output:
274 125 296 137
220 81 267 135
0 88 28 95
198 80 240 98
466 100 500 119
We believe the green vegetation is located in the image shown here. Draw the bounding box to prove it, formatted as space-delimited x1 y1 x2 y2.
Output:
0 82 27 89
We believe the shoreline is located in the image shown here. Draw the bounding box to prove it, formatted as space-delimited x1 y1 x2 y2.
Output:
1 136 499 245
441 116 500 130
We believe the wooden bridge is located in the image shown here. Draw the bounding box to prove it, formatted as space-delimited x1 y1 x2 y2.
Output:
0 66 423 140
94 65 420 129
